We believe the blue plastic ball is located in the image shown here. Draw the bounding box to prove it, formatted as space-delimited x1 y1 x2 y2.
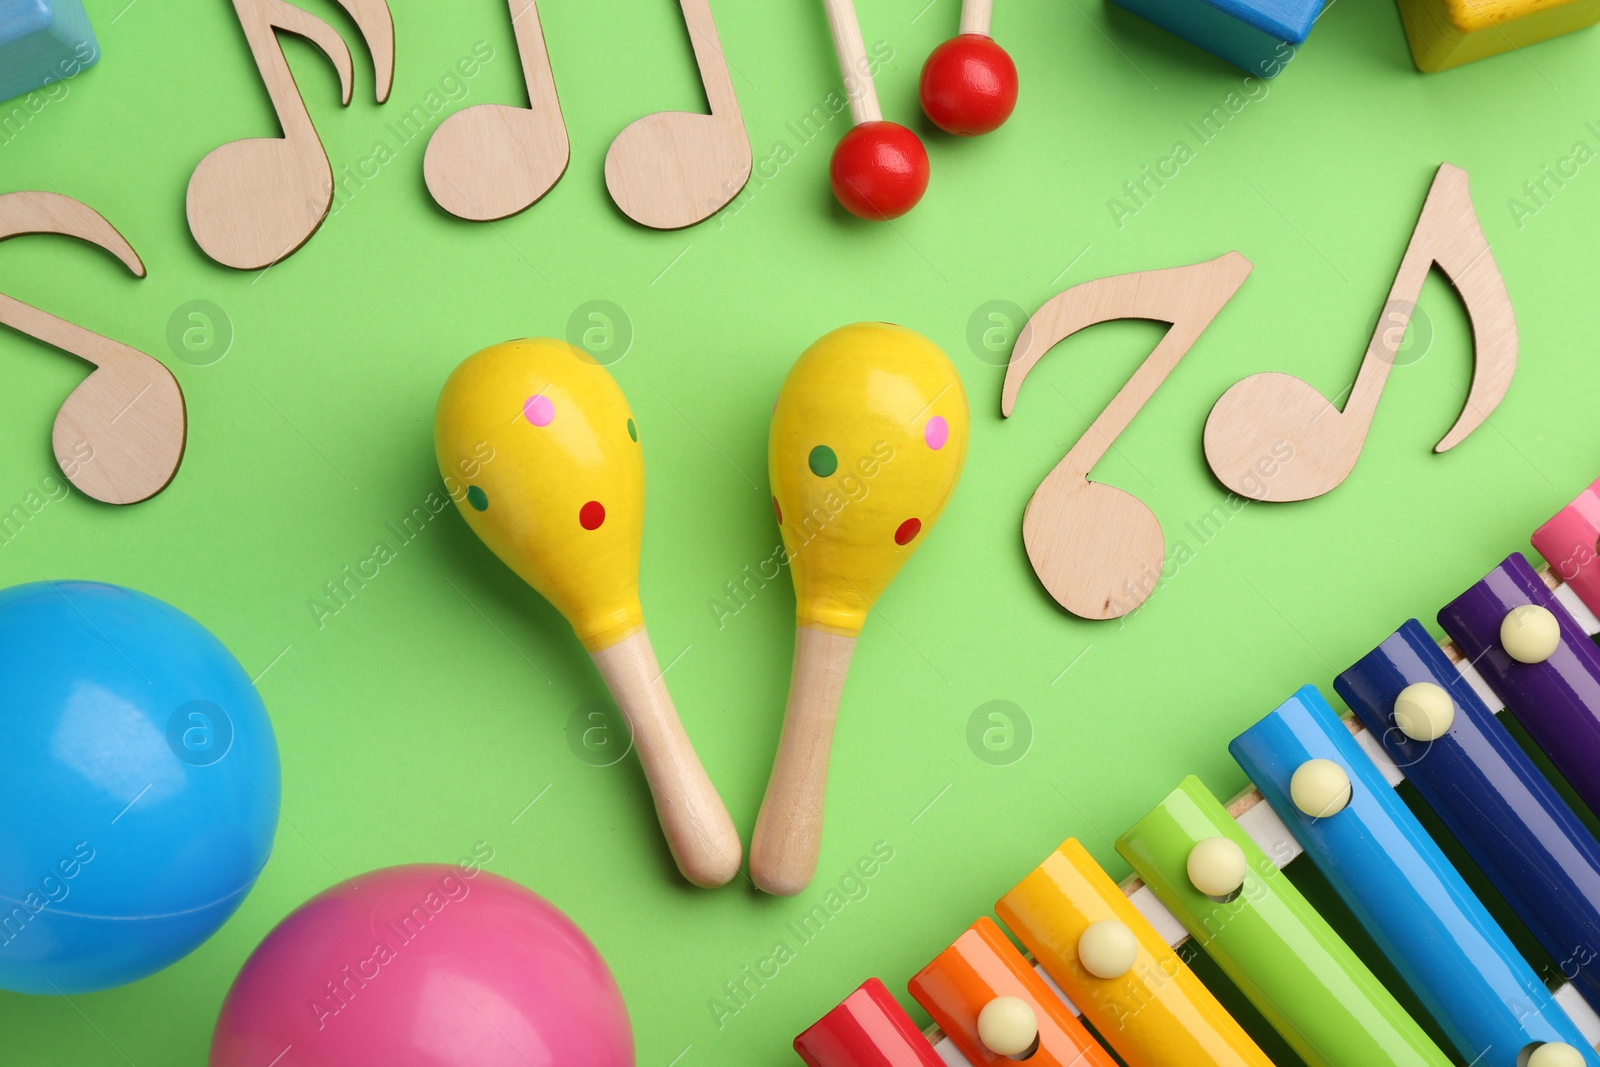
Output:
0 581 280 995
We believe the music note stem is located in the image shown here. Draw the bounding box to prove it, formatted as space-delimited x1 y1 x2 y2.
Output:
823 0 882 125
680 0 740 118
1004 252 1254 480
506 0 558 102
238 0 353 130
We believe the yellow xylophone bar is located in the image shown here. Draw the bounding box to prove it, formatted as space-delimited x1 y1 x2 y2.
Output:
910 565 1600 1066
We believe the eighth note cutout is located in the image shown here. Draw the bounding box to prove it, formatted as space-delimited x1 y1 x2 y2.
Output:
1205 163 1517 501
0 192 185 505
1002 252 1254 620
1004 164 1515 623
187 0 395 270
423 0 751 228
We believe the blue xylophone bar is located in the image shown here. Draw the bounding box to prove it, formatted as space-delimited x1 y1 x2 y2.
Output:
1232 685 1600 1067
1337 619 1600 1013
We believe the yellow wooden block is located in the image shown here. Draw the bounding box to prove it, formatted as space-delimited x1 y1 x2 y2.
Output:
1397 0 1600 71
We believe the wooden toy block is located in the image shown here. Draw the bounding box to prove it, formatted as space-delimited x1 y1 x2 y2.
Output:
1110 0 1322 77
1397 0 1600 71
0 0 98 106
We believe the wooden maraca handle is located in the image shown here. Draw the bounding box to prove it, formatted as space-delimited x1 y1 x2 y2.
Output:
750 625 859 896
590 628 742 888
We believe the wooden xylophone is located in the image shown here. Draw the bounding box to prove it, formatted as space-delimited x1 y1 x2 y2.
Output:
793 476 1600 1067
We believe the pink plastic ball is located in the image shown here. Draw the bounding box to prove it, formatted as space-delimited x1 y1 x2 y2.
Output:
209 865 633 1067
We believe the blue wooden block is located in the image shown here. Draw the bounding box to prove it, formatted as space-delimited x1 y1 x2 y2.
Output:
1110 0 1323 77
0 0 99 106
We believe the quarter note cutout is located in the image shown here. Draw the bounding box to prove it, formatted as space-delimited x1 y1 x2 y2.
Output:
0 192 185 505
1205 164 1516 502
187 0 395 270
424 0 568 222
1002 252 1253 620
604 0 751 229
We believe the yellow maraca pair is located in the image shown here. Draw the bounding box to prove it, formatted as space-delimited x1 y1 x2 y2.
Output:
434 323 968 892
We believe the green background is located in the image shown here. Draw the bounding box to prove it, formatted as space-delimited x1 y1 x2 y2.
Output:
4 0 1600 1062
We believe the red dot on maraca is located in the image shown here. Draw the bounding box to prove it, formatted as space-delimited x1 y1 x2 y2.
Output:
580 501 605 530
829 121 930 221
919 34 1018 137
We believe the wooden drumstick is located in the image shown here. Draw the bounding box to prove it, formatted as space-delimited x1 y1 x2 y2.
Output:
435 339 741 888
962 0 995 34
751 323 969 895
919 0 1018 136
820 0 929 220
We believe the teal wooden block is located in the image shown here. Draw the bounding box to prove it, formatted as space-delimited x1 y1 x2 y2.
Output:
1110 0 1323 77
0 0 99 106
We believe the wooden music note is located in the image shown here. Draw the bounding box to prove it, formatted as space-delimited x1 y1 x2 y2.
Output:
187 0 395 270
424 0 569 222
1002 252 1254 620
1205 164 1517 502
0 192 185 505
604 0 751 229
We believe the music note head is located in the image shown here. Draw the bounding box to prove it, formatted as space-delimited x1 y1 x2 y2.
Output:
1204 372 1346 502
1023 479 1164 620
919 33 1019 137
434 339 645 652
424 105 570 222
186 137 333 270
770 323 968 635
54 359 185 506
829 122 930 221
605 111 751 229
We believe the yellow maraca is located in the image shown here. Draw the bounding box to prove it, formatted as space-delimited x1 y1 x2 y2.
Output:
752 323 969 894
435 339 741 888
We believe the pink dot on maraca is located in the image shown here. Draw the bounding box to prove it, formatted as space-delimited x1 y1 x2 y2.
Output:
208 865 634 1067
523 393 555 426
829 121 930 221
919 34 1018 137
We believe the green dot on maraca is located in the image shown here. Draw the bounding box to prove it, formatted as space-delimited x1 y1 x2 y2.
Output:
808 445 838 477
467 485 489 511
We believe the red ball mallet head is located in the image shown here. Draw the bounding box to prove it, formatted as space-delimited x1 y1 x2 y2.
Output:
822 0 930 220
920 0 1018 136
830 121 930 221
